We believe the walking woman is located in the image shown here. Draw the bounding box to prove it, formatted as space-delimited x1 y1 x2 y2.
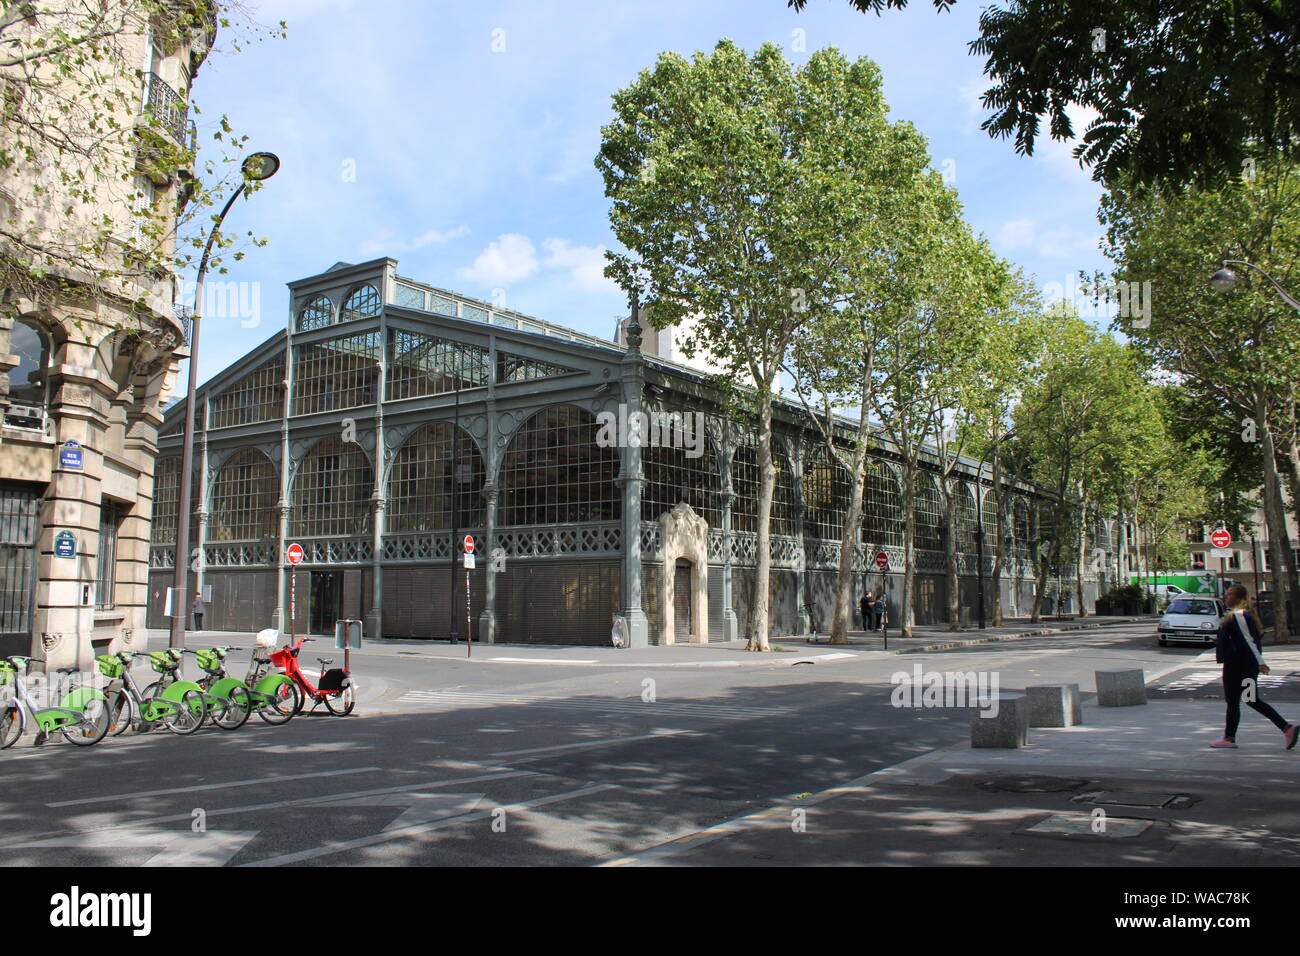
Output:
1210 584 1299 750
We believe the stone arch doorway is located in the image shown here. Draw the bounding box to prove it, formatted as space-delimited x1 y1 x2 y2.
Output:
660 502 708 645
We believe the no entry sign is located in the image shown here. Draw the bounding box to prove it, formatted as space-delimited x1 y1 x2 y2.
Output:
286 542 305 566
463 535 475 554
874 551 890 571
1210 528 1232 549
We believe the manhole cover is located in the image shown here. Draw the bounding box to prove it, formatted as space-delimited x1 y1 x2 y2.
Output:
974 774 1092 794
1076 790 1190 809
1023 813 1152 838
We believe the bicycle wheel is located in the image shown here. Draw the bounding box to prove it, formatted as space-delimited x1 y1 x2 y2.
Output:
0 704 23 749
257 680 300 725
324 679 355 716
163 689 207 736
211 685 251 730
106 689 134 736
61 697 111 746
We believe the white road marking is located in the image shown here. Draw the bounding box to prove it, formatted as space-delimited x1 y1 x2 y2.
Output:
1158 670 1293 691
490 729 703 759
47 766 384 808
3 828 259 867
490 657 600 664
242 783 618 866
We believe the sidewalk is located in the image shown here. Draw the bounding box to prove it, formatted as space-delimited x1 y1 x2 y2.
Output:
604 650 1300 866
145 614 1148 670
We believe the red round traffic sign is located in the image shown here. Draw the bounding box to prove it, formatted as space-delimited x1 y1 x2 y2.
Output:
286 542 305 566
874 551 890 571
463 535 475 554
1210 528 1232 549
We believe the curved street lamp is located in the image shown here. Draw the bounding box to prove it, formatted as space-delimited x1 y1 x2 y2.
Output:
1209 260 1300 314
170 152 280 649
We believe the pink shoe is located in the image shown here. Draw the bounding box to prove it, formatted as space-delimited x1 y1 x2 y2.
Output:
1209 738 1238 749
1285 725 1299 751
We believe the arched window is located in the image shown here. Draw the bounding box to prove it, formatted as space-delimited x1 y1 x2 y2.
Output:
803 448 852 541
955 483 979 554
499 405 620 526
915 474 944 552
388 423 485 533
340 284 381 324
150 456 198 545
5 319 52 428
291 437 373 537
296 295 333 332
210 450 278 542
732 439 795 536
1012 497 1031 559
981 488 1000 546
862 460 903 549
641 415 720 526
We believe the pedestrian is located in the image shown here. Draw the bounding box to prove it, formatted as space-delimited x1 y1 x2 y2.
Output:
861 591 874 631
1210 584 1298 750
192 591 205 632
875 590 889 633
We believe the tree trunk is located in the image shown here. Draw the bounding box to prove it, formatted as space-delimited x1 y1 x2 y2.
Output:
1076 494 1087 616
829 407 872 644
901 462 916 637
1258 395 1293 641
990 445 1005 626
945 481 960 630
748 392 774 651
1273 438 1300 634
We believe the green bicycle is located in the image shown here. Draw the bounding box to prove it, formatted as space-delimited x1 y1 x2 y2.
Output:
100 651 208 736
0 656 111 748
137 648 250 731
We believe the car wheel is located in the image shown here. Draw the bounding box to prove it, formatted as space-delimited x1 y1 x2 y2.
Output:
1158 638 1167 647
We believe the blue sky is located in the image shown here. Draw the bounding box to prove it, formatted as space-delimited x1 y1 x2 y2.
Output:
186 0 1111 384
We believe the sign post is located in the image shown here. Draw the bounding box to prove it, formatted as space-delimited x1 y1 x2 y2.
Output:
462 535 475 658
287 543 304 641
874 552 890 649
1210 529 1231 598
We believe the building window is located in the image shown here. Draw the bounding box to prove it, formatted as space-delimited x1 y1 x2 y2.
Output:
1191 552 1206 570
4 319 52 429
955 484 979 555
386 330 489 401
731 439 795 536
387 423 485 532
96 502 124 608
292 331 381 415
210 450 278 541
1012 498 1032 560
1188 525 1205 543
915 475 944 552
211 358 284 427
641 417 720 526
393 283 425 309
1228 550 1242 570
802 448 851 542
296 296 333 332
291 437 373 538
495 351 575 384
340 284 381 324
499 405 620 526
863 460 903 549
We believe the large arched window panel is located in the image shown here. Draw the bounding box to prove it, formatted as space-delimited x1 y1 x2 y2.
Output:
862 460 903 549
150 456 198 545
1012 497 1032 559
387 423 485 533
732 439 795 537
955 483 979 554
291 438 373 538
5 319 52 428
915 475 944 552
641 422 721 526
296 296 333 332
210 450 279 542
340 284 381 324
803 448 852 541
499 405 620 526
981 489 1001 546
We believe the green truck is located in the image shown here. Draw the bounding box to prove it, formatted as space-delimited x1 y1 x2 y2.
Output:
1130 572 1232 599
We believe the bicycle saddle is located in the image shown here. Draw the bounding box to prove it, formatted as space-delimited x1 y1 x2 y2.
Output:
55 666 78 675
316 658 334 666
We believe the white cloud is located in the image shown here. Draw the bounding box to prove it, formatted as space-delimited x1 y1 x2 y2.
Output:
995 218 1037 250
541 238 616 293
358 225 469 259
994 218 1098 259
411 226 469 248
456 234 539 285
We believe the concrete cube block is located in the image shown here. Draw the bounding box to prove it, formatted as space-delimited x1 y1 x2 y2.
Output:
1027 683 1083 727
1096 669 1146 707
971 693 1030 748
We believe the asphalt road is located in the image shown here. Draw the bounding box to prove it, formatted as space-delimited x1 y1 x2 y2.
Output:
0 621 1227 866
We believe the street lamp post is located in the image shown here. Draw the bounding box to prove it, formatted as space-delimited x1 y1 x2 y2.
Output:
169 152 280 649
1209 260 1300 314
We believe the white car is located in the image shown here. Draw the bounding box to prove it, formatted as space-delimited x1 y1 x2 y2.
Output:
1157 597 1224 646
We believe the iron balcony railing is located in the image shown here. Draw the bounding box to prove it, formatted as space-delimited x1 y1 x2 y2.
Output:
143 72 189 144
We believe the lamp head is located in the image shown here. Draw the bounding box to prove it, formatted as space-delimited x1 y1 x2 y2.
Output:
1209 267 1237 292
242 152 281 182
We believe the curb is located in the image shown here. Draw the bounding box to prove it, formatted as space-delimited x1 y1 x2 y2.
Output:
883 617 1150 655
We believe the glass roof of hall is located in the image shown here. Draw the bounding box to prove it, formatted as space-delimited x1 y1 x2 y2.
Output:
390 275 618 355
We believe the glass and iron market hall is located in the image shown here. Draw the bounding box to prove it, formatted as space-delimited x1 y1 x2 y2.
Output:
149 258 1109 646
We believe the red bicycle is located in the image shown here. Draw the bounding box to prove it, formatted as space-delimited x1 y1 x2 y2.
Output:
270 637 355 716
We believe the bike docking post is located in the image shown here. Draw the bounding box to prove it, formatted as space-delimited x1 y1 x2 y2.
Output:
334 620 361 675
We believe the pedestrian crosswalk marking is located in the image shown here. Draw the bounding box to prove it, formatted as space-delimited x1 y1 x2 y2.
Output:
393 689 787 720
1158 670 1293 692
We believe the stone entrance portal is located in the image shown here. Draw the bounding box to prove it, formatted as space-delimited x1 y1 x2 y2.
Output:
659 502 708 645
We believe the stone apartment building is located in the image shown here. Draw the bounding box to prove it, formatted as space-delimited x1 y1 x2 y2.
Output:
0 2 216 666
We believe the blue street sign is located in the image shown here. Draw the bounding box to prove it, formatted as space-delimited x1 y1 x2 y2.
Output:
54 531 76 558
60 441 83 469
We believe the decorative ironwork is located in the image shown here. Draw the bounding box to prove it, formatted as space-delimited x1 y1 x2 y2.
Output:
495 523 622 559
144 72 188 143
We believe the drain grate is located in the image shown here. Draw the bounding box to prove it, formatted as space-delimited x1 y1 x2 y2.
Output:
973 774 1092 794
1074 790 1194 809
1023 813 1153 838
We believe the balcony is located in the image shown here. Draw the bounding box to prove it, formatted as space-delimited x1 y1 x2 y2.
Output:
142 72 192 146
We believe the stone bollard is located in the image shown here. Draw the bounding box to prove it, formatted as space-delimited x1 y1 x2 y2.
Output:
971 692 1030 748
1095 669 1147 707
1027 683 1083 727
